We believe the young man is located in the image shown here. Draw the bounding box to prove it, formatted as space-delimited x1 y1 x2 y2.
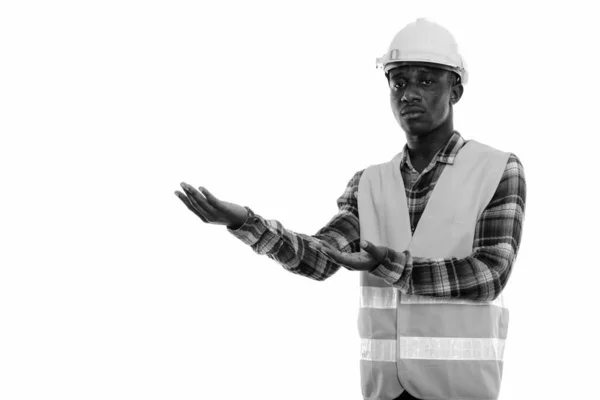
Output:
175 18 526 400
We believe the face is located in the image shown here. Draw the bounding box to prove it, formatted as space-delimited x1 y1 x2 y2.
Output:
387 63 462 135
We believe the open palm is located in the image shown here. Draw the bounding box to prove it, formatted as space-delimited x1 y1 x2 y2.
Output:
315 240 389 272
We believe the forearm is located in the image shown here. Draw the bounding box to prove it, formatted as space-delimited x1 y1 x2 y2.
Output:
227 206 357 281
371 246 515 301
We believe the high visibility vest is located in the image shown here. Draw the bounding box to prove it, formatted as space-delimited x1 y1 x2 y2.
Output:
357 140 511 400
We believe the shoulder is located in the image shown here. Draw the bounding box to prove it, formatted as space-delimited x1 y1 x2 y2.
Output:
466 140 522 162
463 140 525 173
464 139 512 159
500 153 526 189
341 160 388 202
505 152 525 173
343 169 367 190
336 169 367 205
489 151 527 207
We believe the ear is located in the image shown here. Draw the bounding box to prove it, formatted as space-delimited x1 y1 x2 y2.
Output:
450 83 464 105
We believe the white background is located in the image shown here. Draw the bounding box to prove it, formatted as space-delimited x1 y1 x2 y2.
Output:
1 1 598 399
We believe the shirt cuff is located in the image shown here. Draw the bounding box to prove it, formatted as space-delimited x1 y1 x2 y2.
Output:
225 206 268 246
369 248 412 292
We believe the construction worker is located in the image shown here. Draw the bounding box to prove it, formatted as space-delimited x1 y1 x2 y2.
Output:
175 18 526 400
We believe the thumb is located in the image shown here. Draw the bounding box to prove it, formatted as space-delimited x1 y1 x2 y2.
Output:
360 240 388 262
198 187 220 206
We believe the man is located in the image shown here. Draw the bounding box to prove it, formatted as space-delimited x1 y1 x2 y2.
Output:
175 18 526 400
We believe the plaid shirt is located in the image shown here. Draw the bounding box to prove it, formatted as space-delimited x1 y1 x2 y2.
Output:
227 131 526 301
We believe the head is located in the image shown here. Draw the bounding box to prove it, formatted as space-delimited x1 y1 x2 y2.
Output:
386 61 464 136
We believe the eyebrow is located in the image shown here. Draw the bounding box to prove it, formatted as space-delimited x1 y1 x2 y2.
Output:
390 67 436 80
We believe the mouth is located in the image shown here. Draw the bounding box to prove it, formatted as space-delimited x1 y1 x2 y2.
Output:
401 111 424 120
401 107 425 120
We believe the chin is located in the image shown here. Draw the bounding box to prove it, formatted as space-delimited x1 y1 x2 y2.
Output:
400 121 433 135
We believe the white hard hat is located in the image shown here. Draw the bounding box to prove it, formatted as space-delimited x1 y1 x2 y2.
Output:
376 18 468 85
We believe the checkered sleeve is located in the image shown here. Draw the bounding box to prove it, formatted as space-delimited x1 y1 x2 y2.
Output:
226 170 365 281
371 153 527 301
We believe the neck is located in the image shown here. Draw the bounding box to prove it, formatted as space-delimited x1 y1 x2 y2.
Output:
405 117 454 162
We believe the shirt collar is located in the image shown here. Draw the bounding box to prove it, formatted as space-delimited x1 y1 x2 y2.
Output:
399 130 465 168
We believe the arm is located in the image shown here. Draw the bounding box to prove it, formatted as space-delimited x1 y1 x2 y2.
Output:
371 153 527 301
226 170 365 281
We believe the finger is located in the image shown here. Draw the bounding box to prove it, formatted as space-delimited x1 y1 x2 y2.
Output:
181 182 209 206
316 242 339 261
175 191 209 222
187 190 214 219
180 182 218 216
175 190 209 223
320 242 360 268
196 186 232 221
316 241 371 270
333 250 377 271
360 240 388 263
198 187 222 210
319 245 358 269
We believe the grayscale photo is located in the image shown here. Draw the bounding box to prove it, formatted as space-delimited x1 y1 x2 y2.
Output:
1 1 598 399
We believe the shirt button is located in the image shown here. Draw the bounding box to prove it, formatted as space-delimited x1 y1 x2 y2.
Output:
253 217 259 223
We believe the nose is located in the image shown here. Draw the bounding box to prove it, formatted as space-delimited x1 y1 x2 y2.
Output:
401 83 422 103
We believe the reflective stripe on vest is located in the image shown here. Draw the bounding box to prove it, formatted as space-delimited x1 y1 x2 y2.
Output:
356 140 511 400
361 337 506 361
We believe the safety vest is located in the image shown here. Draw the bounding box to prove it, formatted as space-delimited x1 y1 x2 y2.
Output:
357 140 511 400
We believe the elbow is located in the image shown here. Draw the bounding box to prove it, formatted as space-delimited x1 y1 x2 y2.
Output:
490 270 511 301
489 289 503 302
474 248 515 302
479 270 508 302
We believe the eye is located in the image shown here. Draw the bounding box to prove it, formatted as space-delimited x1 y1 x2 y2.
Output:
421 79 434 86
393 81 406 89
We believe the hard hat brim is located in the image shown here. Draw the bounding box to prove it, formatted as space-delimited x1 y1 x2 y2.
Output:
384 61 459 76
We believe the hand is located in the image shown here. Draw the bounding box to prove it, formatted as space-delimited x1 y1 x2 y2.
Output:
174 182 248 228
315 240 389 272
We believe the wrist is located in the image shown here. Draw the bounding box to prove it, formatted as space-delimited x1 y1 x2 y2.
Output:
370 247 390 272
227 206 252 230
